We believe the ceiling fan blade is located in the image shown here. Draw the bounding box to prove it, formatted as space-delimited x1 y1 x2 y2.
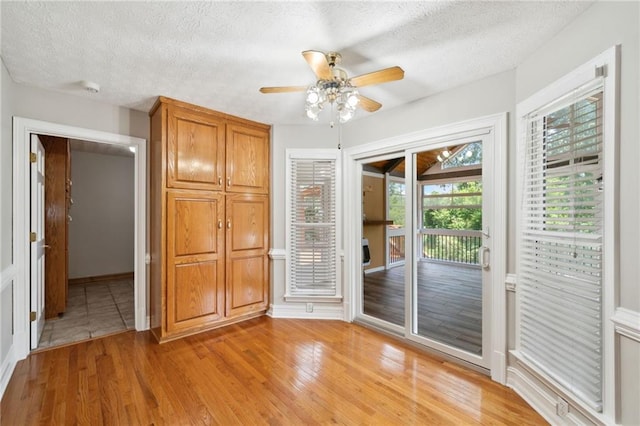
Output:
350 66 404 88
259 86 308 94
357 94 382 112
302 50 333 80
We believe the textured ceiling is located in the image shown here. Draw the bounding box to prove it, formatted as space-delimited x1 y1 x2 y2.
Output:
1 1 592 126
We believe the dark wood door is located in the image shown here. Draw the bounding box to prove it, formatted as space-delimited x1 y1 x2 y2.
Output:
40 135 69 319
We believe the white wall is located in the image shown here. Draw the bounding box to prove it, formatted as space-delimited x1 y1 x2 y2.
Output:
0 60 17 395
68 150 135 278
0 59 148 396
513 2 639 424
343 67 517 267
1 61 13 270
270 124 338 314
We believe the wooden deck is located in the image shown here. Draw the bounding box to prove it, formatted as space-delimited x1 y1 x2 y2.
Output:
364 260 483 354
0 317 546 425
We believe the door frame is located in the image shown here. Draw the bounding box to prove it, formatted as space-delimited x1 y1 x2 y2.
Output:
12 117 147 360
343 113 508 383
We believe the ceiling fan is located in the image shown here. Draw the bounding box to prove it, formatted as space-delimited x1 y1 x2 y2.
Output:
259 50 404 123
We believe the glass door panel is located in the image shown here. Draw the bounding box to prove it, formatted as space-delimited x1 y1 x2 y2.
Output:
411 141 486 359
361 160 406 327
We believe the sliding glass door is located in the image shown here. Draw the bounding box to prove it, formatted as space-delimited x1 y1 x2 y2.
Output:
359 136 493 369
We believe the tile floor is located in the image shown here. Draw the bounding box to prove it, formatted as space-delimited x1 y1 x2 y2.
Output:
38 278 134 349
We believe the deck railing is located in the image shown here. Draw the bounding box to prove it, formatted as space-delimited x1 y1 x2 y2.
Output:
420 229 482 265
386 228 482 267
388 233 405 266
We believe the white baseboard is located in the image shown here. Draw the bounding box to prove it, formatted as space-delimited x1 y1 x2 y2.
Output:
507 365 563 425
0 265 17 401
491 350 506 384
268 303 345 320
364 266 385 274
507 360 607 425
0 343 15 400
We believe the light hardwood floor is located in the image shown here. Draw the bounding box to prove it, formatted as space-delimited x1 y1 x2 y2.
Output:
1 317 546 425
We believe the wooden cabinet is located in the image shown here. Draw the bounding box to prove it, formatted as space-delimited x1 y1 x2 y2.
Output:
166 190 225 333
226 124 269 194
167 106 225 191
225 194 269 317
150 97 270 342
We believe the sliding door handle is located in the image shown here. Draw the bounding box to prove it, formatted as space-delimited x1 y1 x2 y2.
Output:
478 246 490 269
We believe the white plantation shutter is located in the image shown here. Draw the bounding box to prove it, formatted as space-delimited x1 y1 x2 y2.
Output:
519 79 604 411
286 151 339 297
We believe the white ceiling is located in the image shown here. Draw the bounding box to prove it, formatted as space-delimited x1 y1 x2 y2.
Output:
1 1 592 126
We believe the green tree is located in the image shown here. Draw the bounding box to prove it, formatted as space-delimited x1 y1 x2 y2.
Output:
423 180 482 230
388 182 405 227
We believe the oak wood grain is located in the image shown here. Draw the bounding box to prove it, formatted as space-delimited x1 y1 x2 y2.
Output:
167 191 225 333
0 318 547 425
226 194 269 317
149 105 165 338
150 96 271 131
149 97 271 342
167 106 225 191
40 135 69 319
226 124 270 194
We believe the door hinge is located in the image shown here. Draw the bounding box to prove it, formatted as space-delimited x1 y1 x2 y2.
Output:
30 152 37 163
30 311 36 322
30 232 37 242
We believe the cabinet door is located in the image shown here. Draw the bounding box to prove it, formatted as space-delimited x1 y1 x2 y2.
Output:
167 191 225 333
226 124 269 194
226 194 269 317
167 106 225 191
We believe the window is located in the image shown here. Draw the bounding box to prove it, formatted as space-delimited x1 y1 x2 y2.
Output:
386 177 405 266
442 141 482 169
518 76 607 411
422 180 482 230
285 150 340 300
387 179 405 228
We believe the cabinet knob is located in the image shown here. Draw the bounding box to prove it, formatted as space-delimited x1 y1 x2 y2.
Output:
227 177 231 187
218 220 222 229
227 220 231 229
218 176 222 186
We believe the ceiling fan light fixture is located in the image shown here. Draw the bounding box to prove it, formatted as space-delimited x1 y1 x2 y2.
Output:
338 106 355 123
306 85 322 104
260 50 404 126
346 91 359 108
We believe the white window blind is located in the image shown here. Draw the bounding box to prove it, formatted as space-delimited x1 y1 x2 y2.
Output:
519 80 604 411
287 154 337 297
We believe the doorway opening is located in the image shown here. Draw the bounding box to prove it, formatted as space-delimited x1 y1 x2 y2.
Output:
34 135 137 349
12 117 146 360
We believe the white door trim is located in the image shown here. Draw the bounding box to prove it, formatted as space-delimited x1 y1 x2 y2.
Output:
342 113 508 383
12 117 148 360
30 135 46 349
